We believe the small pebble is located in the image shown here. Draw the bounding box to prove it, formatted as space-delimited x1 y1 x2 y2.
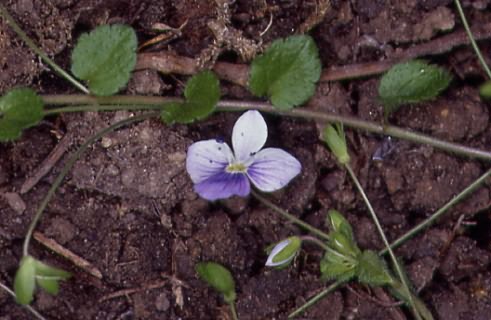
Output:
3 192 26 214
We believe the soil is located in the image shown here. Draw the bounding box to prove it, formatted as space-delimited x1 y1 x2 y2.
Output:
1 1 491 319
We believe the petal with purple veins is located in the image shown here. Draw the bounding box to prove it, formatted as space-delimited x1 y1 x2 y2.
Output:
194 172 250 201
232 110 268 163
186 139 234 184
247 148 301 192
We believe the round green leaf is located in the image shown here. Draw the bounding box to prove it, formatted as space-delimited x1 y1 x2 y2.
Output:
71 24 137 96
14 256 36 305
0 88 44 142
249 35 321 109
196 262 236 303
161 71 220 124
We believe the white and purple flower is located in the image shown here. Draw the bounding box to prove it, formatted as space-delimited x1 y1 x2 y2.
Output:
186 110 302 201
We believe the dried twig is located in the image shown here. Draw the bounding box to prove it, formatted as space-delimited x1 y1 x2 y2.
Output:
136 23 491 83
99 280 168 302
33 231 103 279
21 133 73 194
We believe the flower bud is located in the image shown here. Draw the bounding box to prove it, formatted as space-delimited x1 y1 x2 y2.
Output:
322 123 350 164
265 236 302 267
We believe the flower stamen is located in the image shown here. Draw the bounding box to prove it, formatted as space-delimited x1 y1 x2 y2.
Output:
226 163 247 173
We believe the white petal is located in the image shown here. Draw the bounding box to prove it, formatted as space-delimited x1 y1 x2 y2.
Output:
232 110 268 163
266 239 293 267
186 139 234 184
247 148 301 192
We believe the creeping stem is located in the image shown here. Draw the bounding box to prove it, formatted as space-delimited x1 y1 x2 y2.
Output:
0 281 47 320
41 95 491 162
22 112 158 256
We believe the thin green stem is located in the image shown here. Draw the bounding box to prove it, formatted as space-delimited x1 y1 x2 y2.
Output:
0 281 47 320
454 0 491 79
0 5 89 94
382 166 491 254
300 235 330 251
44 104 164 116
229 302 239 320
41 95 491 161
345 164 422 320
288 281 341 318
22 112 159 256
251 190 331 242
289 165 491 318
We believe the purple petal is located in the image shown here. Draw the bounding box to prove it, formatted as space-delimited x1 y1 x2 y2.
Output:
247 148 301 192
195 172 250 201
186 139 234 184
232 110 268 163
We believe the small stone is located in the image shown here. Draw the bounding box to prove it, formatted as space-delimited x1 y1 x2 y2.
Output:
101 137 113 148
45 217 77 244
3 192 26 214
155 292 171 311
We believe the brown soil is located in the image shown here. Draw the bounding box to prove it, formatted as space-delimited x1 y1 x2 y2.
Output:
1 1 491 319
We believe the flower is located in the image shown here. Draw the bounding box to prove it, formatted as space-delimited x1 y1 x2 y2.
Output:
186 110 302 200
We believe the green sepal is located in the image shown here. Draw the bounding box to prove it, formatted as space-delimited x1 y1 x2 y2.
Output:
34 260 71 280
479 80 491 99
327 209 355 241
320 250 357 282
322 123 350 164
161 71 220 124
14 256 36 305
196 262 236 304
249 35 321 109
35 277 60 295
328 232 361 258
356 250 394 286
0 88 44 142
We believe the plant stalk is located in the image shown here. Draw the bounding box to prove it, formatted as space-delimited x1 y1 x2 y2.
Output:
22 112 158 256
345 164 423 320
251 190 331 242
0 5 89 94
229 302 239 320
41 94 491 162
289 165 491 318
454 0 491 79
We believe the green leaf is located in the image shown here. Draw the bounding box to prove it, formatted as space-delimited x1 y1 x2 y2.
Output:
249 35 321 109
14 256 36 305
356 250 394 286
196 262 236 303
378 60 452 116
34 260 71 280
71 24 137 96
0 88 44 142
479 80 491 99
161 71 220 124
320 251 357 282
36 277 60 295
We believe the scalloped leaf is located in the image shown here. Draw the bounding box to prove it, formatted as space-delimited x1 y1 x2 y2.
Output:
249 35 321 109
71 24 137 96
356 250 393 286
0 88 44 142
379 60 452 117
161 71 220 124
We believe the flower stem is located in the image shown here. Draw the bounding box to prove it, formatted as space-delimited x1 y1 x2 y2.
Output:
287 281 341 318
300 235 330 251
251 190 330 242
0 281 47 320
454 0 491 79
289 165 490 318
41 95 491 162
22 112 158 256
0 5 89 94
229 302 239 320
382 166 491 254
345 164 423 320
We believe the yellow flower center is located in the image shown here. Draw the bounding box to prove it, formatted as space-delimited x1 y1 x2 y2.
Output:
226 163 247 173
